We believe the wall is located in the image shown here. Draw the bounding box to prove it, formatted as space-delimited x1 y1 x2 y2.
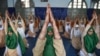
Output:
34 0 70 7
0 0 7 16
7 0 98 20
7 0 93 8
8 0 16 7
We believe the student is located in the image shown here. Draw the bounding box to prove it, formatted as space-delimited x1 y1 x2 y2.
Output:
70 19 82 54
0 16 5 48
0 15 5 56
34 17 40 32
64 17 71 39
79 18 85 34
58 19 63 32
26 13 36 38
16 13 28 48
95 13 100 56
82 13 99 56
4 11 26 56
11 13 16 24
33 4 66 56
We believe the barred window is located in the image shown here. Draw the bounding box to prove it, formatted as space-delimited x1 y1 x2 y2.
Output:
68 0 87 8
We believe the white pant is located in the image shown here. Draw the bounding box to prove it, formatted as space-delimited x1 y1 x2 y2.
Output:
79 50 95 56
16 43 22 56
4 43 22 56
79 50 86 56
88 53 94 56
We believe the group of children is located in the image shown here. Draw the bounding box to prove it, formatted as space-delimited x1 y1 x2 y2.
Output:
0 4 100 56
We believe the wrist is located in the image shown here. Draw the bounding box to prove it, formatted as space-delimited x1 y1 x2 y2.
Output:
39 37 45 40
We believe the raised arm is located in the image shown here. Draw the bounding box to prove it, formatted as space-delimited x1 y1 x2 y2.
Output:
0 16 4 28
28 14 31 22
4 17 7 35
19 13 25 30
38 5 50 40
7 14 17 36
21 18 25 30
49 5 66 56
82 15 95 38
65 17 70 26
33 5 50 56
15 13 19 29
11 13 16 19
94 12 100 39
0 15 3 24
81 12 96 55
4 11 8 35
49 6 61 39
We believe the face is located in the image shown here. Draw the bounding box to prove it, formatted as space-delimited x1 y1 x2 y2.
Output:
75 27 79 30
81 22 84 25
18 24 22 28
30 20 33 23
66 22 70 26
0 25 2 28
12 20 15 22
8 31 12 36
67 23 69 25
88 29 93 35
48 31 53 36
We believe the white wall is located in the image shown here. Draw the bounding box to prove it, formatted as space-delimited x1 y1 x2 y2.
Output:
85 0 91 8
7 0 16 7
7 0 93 8
34 0 70 7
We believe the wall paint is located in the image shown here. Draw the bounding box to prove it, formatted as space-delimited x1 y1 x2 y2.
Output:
8 0 92 8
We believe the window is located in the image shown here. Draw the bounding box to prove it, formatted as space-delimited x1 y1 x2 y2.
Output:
94 1 100 9
19 0 35 18
21 0 30 8
68 0 87 8
68 2 72 8
41 0 48 2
